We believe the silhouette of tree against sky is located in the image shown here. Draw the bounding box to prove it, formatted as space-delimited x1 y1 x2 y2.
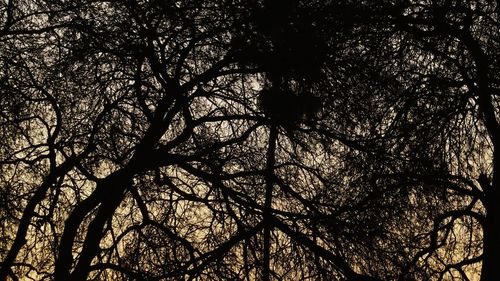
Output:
352 1 498 279
0 0 498 280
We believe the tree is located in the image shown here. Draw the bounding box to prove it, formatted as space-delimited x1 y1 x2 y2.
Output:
1 0 497 280
327 0 498 279
387 1 497 279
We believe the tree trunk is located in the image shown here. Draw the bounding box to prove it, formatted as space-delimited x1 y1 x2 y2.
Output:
481 203 500 280
263 126 277 281
54 170 131 281
481 145 500 281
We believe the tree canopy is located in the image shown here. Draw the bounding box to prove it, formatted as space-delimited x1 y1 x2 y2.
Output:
0 0 498 280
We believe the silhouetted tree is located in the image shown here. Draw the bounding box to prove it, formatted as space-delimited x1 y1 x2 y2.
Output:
319 0 498 280
0 0 498 281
